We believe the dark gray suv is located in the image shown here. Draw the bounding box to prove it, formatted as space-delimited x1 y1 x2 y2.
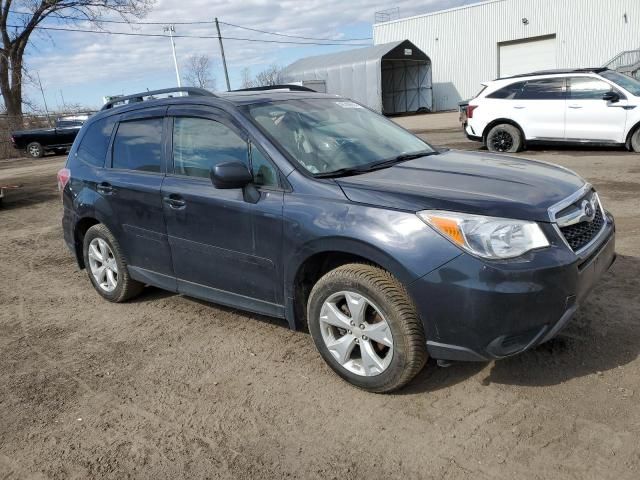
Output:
58 87 616 392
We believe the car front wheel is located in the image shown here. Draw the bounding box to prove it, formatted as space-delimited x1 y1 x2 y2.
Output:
486 124 523 153
307 263 427 393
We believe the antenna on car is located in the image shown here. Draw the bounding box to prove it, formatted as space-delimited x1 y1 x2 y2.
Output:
101 87 216 110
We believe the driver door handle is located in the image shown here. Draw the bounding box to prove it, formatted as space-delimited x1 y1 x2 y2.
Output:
568 105 583 109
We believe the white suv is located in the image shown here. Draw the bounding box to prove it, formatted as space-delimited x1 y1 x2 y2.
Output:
463 68 640 153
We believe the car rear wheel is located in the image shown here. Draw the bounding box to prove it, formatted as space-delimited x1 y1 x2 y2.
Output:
486 124 523 153
307 263 427 393
26 142 44 158
83 224 144 302
630 128 640 153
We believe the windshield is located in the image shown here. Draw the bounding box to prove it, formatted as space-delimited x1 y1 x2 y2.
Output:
247 98 434 176
601 70 640 96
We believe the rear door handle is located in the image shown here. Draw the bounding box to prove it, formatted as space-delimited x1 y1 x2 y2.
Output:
97 182 113 195
513 106 526 109
164 194 186 209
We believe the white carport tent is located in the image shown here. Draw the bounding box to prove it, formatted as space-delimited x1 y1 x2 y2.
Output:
280 40 433 115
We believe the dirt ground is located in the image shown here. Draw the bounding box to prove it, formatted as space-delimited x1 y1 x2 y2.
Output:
1 113 639 479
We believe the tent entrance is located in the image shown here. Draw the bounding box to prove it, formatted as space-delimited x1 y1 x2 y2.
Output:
381 59 432 115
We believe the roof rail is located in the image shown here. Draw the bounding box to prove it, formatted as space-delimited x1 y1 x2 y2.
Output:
101 87 216 110
232 84 316 93
497 67 609 81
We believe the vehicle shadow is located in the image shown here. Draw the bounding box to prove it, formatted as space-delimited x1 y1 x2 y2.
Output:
401 255 640 393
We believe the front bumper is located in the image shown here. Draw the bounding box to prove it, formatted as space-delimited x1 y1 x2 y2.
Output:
408 217 616 362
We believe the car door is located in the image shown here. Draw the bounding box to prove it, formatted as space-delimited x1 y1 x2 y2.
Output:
565 76 628 143
55 120 83 146
96 106 175 284
161 105 284 314
511 77 566 140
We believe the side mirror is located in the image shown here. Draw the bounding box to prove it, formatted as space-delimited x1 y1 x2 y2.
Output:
603 91 620 103
210 162 253 189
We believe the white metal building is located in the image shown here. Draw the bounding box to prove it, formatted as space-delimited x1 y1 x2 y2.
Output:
373 0 640 111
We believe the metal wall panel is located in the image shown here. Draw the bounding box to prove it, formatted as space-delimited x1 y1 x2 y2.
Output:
374 0 640 111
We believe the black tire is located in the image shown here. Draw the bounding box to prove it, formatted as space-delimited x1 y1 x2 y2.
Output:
307 263 427 393
629 127 640 153
82 224 144 302
486 124 523 153
26 142 44 158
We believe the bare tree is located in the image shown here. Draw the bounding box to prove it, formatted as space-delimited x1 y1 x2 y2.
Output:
254 64 282 87
183 54 216 90
0 0 154 128
240 67 254 89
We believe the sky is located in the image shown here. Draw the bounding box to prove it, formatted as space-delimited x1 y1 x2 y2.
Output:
17 0 477 111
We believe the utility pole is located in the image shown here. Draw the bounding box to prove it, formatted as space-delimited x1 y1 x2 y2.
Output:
36 72 51 127
163 25 182 88
215 18 231 91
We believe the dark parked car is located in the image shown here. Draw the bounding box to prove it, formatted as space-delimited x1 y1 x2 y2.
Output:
58 87 616 392
12 114 89 158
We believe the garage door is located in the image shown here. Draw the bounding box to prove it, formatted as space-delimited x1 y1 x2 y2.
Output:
499 35 557 77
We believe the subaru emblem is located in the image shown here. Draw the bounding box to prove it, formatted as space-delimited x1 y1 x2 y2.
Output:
582 199 596 222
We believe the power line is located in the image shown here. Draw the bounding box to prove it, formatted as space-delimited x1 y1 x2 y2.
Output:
8 9 215 25
6 23 372 46
8 10 372 41
217 21 372 41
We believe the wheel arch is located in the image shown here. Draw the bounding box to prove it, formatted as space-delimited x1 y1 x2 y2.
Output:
625 119 640 149
284 239 415 332
482 118 526 144
73 216 101 268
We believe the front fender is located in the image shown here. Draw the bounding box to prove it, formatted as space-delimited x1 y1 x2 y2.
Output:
282 196 462 328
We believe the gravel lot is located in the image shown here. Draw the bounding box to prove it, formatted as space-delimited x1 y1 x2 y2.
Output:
1 113 639 479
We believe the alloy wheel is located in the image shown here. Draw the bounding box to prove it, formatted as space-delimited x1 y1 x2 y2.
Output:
88 238 118 292
490 130 514 152
319 291 394 376
29 144 41 157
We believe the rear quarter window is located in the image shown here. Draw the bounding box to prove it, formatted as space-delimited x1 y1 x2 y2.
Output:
76 117 116 168
486 81 526 99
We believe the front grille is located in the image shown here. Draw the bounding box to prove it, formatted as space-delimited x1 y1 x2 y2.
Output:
559 207 604 252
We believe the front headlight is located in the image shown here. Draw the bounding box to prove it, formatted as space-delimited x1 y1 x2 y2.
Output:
417 210 549 259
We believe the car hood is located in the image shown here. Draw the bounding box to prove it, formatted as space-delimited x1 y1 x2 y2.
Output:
336 150 586 222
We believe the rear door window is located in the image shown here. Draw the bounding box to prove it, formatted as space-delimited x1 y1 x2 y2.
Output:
112 118 163 172
517 78 566 100
76 117 116 167
172 117 248 179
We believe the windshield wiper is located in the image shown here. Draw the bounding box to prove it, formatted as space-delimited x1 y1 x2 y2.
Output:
314 150 436 179
365 150 437 171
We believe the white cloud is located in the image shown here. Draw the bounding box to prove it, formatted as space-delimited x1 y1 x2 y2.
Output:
25 0 471 105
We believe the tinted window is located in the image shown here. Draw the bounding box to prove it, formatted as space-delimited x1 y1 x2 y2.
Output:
251 145 279 187
76 117 116 167
487 81 525 99
518 78 565 100
569 77 614 100
112 118 163 172
173 117 248 178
